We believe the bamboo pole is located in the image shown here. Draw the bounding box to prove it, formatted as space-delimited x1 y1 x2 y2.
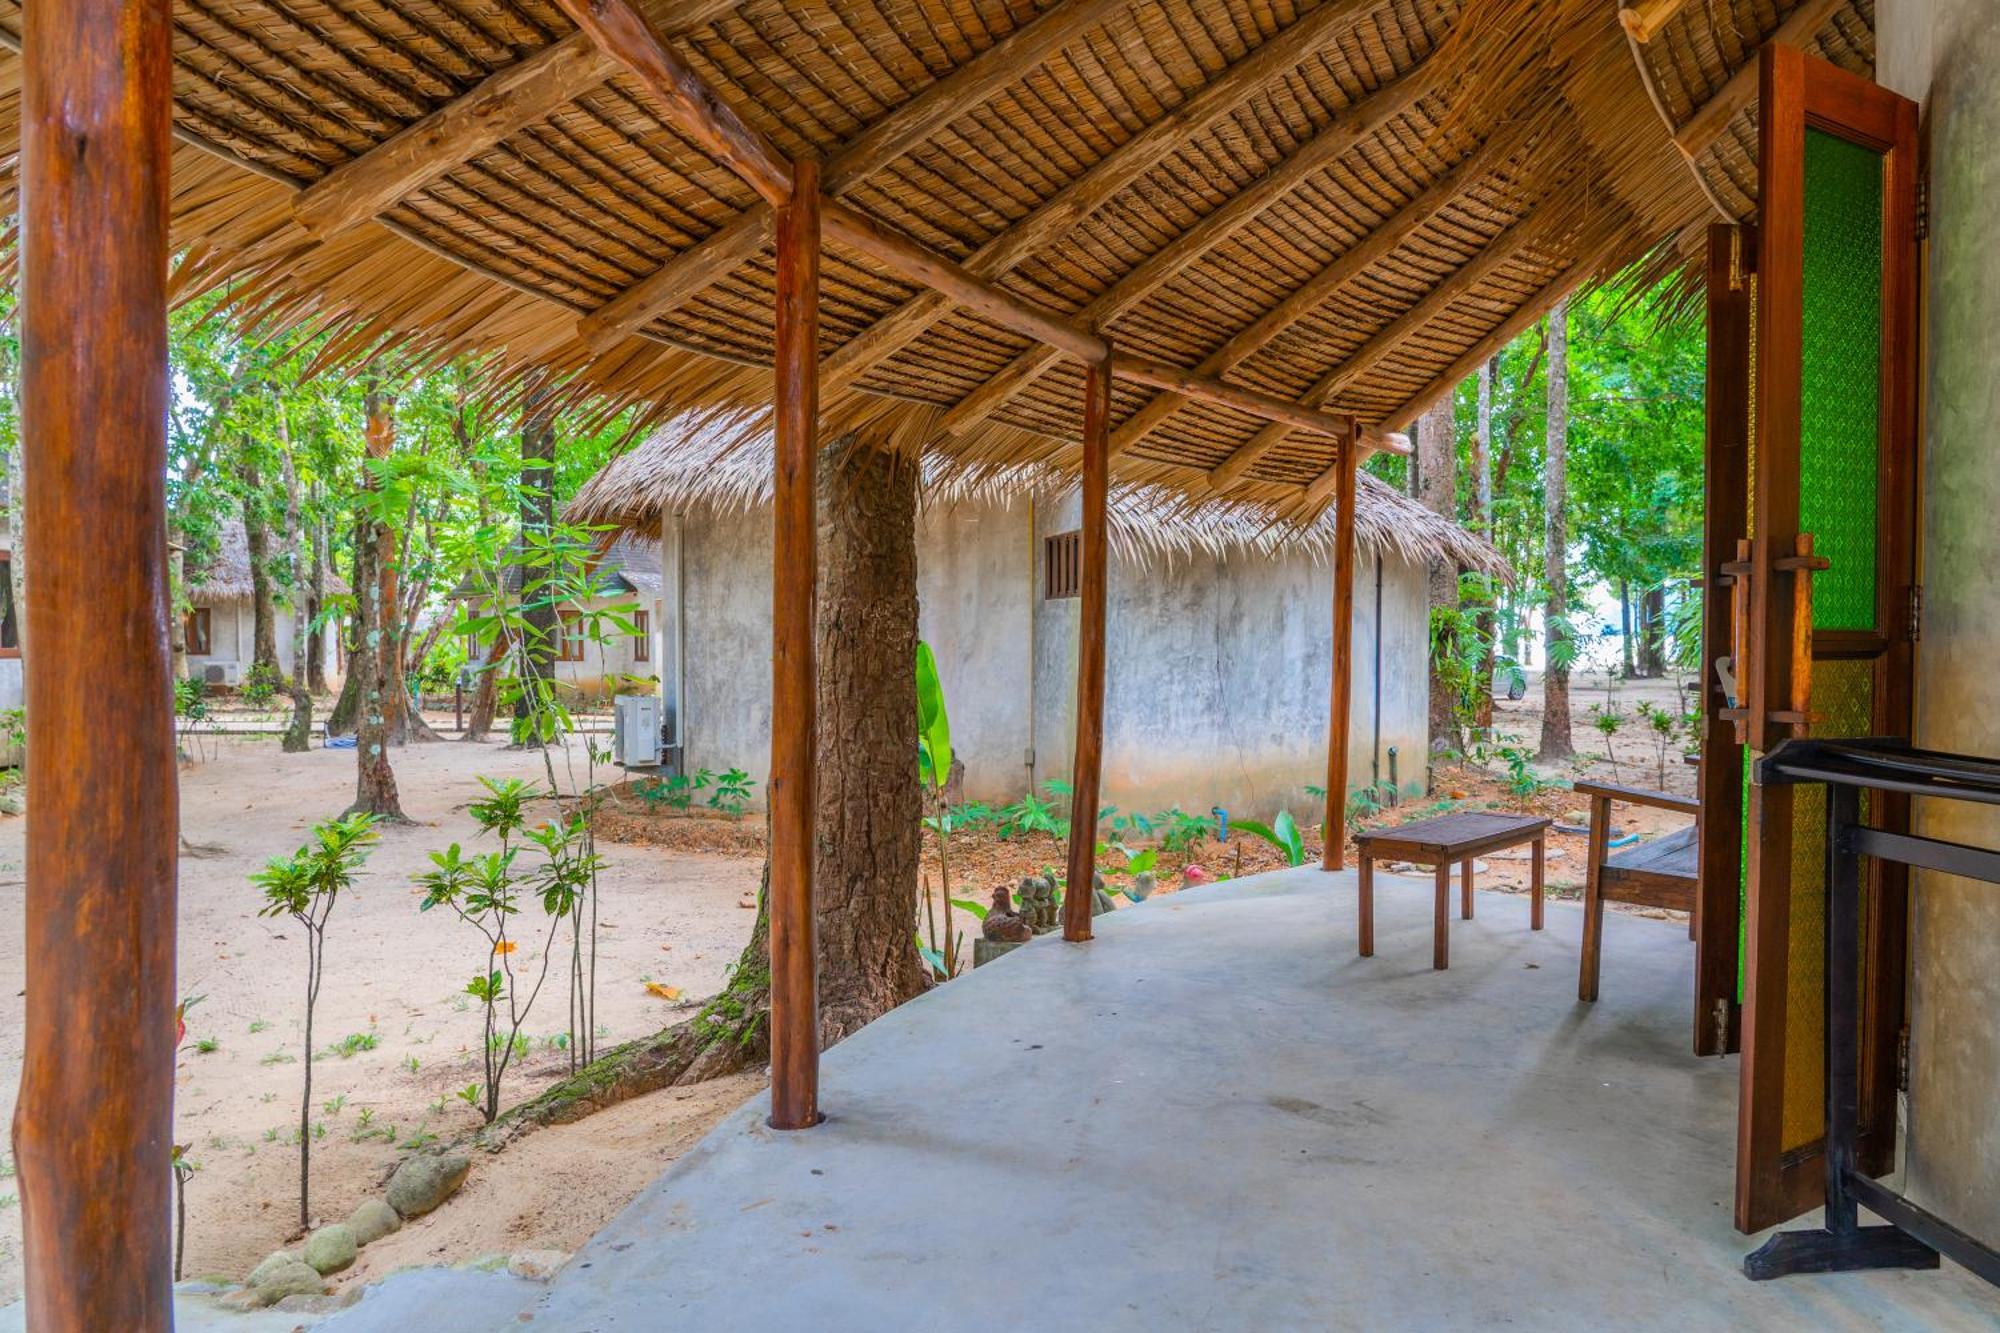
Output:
767 157 821 1131
16 1 179 1326
1320 441 1358 871
1062 351 1113 943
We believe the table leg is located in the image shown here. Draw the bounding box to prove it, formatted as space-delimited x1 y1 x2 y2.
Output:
1461 858 1474 920
1433 861 1451 970
1357 854 1374 958
1531 835 1545 932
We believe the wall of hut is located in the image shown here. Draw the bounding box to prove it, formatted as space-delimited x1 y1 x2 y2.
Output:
1880 0 2000 1247
183 597 339 690
656 492 1430 822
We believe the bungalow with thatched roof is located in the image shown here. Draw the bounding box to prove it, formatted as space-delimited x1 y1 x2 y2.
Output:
572 423 1505 817
183 518 344 689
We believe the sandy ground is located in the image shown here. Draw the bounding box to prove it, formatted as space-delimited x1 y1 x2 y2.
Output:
0 735 766 1303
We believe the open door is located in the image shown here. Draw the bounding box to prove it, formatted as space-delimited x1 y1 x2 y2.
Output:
1733 46 1920 1234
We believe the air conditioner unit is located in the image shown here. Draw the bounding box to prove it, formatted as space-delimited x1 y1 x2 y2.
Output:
613 694 662 768
203 661 241 687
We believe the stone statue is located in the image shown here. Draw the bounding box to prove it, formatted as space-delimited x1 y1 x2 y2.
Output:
982 885 1034 943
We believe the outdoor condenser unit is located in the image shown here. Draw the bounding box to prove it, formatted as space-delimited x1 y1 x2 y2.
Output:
202 661 241 687
613 694 663 768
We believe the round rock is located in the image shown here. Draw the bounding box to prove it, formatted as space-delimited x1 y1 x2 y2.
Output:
250 1259 326 1306
302 1223 358 1275
348 1197 402 1246
244 1250 300 1287
388 1152 471 1220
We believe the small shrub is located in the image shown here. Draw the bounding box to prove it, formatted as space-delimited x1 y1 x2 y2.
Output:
240 662 283 707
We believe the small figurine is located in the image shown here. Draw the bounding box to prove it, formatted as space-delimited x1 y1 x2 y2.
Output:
983 885 1034 943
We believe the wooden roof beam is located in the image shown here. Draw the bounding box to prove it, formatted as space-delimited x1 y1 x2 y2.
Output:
1204 207 1541 493
294 0 741 241
1618 0 1693 44
933 51 1445 440
1109 126 1524 459
1672 0 1845 157
575 0 1136 353
817 0 1387 396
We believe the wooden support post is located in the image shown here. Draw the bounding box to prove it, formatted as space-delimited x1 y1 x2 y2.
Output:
1320 440 1358 870
16 1 178 1326
1062 352 1113 943
767 158 821 1131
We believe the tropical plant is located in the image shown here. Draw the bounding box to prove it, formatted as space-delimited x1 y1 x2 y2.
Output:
1635 700 1677 791
1232 810 1308 868
1589 702 1624 776
251 812 379 1228
1155 806 1213 854
706 767 755 817
915 641 962 979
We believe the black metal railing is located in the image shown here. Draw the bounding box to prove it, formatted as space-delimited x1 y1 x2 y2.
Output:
1747 737 2000 1287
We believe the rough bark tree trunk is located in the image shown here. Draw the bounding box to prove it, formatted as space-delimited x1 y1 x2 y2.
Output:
487 438 927 1135
1539 298 1575 761
1416 395 1461 760
324 517 365 736
1471 357 1497 729
306 496 328 694
240 460 281 679
514 380 558 745
460 635 504 742
364 389 438 745
1638 584 1666 678
281 449 312 752
348 384 409 819
1618 578 1635 679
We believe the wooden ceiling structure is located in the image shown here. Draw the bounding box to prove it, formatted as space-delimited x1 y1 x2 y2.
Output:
0 0 1872 519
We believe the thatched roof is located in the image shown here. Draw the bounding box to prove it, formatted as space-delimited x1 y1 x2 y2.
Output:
0 2 1867 514
569 417 1508 577
187 519 348 603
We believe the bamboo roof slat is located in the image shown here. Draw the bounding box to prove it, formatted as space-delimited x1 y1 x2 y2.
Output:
0 0 1869 543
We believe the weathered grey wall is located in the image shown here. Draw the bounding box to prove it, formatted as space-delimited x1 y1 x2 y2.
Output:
667 493 1429 823
1879 0 2000 1242
184 597 335 686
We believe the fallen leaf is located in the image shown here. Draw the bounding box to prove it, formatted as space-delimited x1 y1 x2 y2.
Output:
644 982 683 1001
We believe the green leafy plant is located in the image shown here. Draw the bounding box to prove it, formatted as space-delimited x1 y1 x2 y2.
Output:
1635 701 1677 791
1232 810 1307 867
240 661 283 707
705 767 755 817
916 641 963 980
251 811 380 1229
1155 806 1214 855
1590 702 1624 776
1495 745 1546 799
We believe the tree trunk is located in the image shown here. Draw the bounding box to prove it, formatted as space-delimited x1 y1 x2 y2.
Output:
1638 584 1667 678
281 446 313 751
1471 357 1496 729
489 438 927 1134
1538 299 1574 761
240 461 281 678
364 391 438 744
514 380 558 743
306 497 328 694
460 633 504 742
324 519 364 736
167 540 186 683
1416 395 1461 760
1618 578 1634 679
347 384 408 820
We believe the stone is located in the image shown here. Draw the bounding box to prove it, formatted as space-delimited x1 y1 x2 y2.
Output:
973 937 1028 968
1129 871 1157 901
245 1250 301 1286
349 1196 403 1245
303 1223 358 1275
274 1285 364 1314
249 1258 326 1306
508 1249 572 1282
388 1151 471 1219
1092 888 1117 916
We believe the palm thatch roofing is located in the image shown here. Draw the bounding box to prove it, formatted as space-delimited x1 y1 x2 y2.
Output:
0 1 1868 521
186 518 348 603
570 416 1508 576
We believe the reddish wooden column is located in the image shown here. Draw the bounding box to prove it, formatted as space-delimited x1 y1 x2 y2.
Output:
1320 438 1358 871
768 158 822 1130
16 1 179 1326
1062 352 1113 942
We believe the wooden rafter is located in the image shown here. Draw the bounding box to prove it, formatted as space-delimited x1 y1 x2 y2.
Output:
293 0 742 240
553 0 1360 444
1618 0 1693 44
1621 3 1734 223
932 51 1446 439
818 0 1386 397
575 0 1136 353
1672 0 1846 158
1206 205 1545 493
1109 125 1525 460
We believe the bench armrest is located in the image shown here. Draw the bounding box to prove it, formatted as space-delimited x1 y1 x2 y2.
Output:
1571 780 1700 816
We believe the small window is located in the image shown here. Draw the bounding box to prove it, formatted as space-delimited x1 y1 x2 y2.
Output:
185 607 213 657
0 552 17 658
557 610 586 662
1043 530 1081 600
632 609 651 663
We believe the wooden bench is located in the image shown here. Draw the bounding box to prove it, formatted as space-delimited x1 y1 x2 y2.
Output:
1353 812 1550 970
1576 780 1701 1002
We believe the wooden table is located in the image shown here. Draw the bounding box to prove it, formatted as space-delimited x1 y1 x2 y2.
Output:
1353 812 1550 969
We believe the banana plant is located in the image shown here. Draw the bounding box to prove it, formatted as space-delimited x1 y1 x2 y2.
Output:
1231 809 1307 867
916 642 962 977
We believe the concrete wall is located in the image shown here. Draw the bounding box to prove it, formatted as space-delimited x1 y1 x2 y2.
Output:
185 597 337 687
1878 0 2000 1243
664 492 1430 823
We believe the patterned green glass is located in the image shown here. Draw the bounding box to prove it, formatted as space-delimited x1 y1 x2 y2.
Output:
1797 129 1883 631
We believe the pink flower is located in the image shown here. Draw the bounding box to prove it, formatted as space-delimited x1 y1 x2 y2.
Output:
1183 863 1209 885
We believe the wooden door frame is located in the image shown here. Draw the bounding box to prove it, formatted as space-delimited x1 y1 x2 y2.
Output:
1736 44 1921 1234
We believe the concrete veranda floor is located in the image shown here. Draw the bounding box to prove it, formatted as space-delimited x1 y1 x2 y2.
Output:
327 867 1998 1331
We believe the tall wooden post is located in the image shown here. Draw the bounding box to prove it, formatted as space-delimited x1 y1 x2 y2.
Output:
16 1 179 1326
1062 352 1113 942
1320 439 1358 871
768 158 822 1130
